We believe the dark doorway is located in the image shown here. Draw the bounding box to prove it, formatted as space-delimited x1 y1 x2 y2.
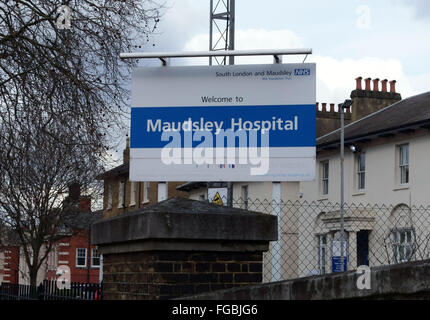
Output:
357 230 369 266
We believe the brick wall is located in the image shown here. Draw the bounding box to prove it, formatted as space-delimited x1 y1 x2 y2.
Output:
183 259 430 300
350 89 401 122
316 108 352 137
103 177 189 219
45 230 100 283
102 251 263 300
0 246 20 284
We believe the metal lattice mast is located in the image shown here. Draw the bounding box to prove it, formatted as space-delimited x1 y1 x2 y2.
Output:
209 0 235 65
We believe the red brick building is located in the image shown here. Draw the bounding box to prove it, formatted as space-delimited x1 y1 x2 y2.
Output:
0 185 102 285
0 244 20 284
44 226 101 283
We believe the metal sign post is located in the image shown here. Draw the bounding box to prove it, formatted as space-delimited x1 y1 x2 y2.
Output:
122 48 316 281
340 99 352 272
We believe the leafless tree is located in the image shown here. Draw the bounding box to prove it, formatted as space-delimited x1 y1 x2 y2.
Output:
1 0 163 151
0 0 164 286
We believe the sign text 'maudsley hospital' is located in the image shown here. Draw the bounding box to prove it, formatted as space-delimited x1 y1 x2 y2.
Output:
146 116 299 135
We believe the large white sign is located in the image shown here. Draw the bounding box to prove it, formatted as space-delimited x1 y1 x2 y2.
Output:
130 63 316 181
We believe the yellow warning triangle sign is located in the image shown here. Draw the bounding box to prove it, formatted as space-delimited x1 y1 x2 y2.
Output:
212 192 223 206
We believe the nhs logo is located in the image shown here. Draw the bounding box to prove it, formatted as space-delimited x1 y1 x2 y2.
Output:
294 68 311 76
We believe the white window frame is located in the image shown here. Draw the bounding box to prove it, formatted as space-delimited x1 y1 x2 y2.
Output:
0 251 4 271
47 245 58 270
76 248 87 268
357 153 366 191
398 144 409 185
118 180 125 208
130 181 136 206
391 228 414 263
143 181 150 203
317 234 327 275
91 248 101 268
107 184 112 210
320 161 329 196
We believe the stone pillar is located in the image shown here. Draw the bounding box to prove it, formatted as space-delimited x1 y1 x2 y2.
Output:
91 198 277 300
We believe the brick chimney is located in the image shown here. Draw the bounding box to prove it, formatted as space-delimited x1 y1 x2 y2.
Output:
80 196 92 213
372 78 379 92
389 80 397 93
355 77 363 90
364 78 371 91
381 79 388 92
350 76 401 122
68 182 81 202
123 137 130 164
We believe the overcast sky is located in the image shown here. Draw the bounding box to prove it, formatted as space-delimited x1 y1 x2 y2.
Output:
140 0 430 104
107 0 430 165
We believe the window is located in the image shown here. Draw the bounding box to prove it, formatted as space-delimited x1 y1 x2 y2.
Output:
357 153 366 190
391 229 414 263
76 248 87 267
118 181 125 208
321 161 329 196
0 251 4 270
398 144 409 184
107 184 112 210
47 245 58 270
91 248 100 268
317 234 327 275
143 181 150 203
130 181 136 206
241 185 248 210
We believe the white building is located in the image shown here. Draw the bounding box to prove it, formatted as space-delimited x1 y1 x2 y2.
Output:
177 83 430 280
299 90 430 277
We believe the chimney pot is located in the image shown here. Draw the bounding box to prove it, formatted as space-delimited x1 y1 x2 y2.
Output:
355 77 363 90
322 103 327 112
365 78 371 91
381 79 388 92
373 78 380 92
389 80 397 93
123 137 130 164
330 103 335 112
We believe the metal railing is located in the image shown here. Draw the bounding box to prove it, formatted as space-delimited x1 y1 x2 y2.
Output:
225 197 430 282
0 280 102 300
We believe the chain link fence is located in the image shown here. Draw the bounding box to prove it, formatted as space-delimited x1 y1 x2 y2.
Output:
222 197 430 283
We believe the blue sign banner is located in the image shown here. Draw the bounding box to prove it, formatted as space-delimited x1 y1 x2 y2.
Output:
331 256 348 273
131 104 316 149
129 63 316 182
